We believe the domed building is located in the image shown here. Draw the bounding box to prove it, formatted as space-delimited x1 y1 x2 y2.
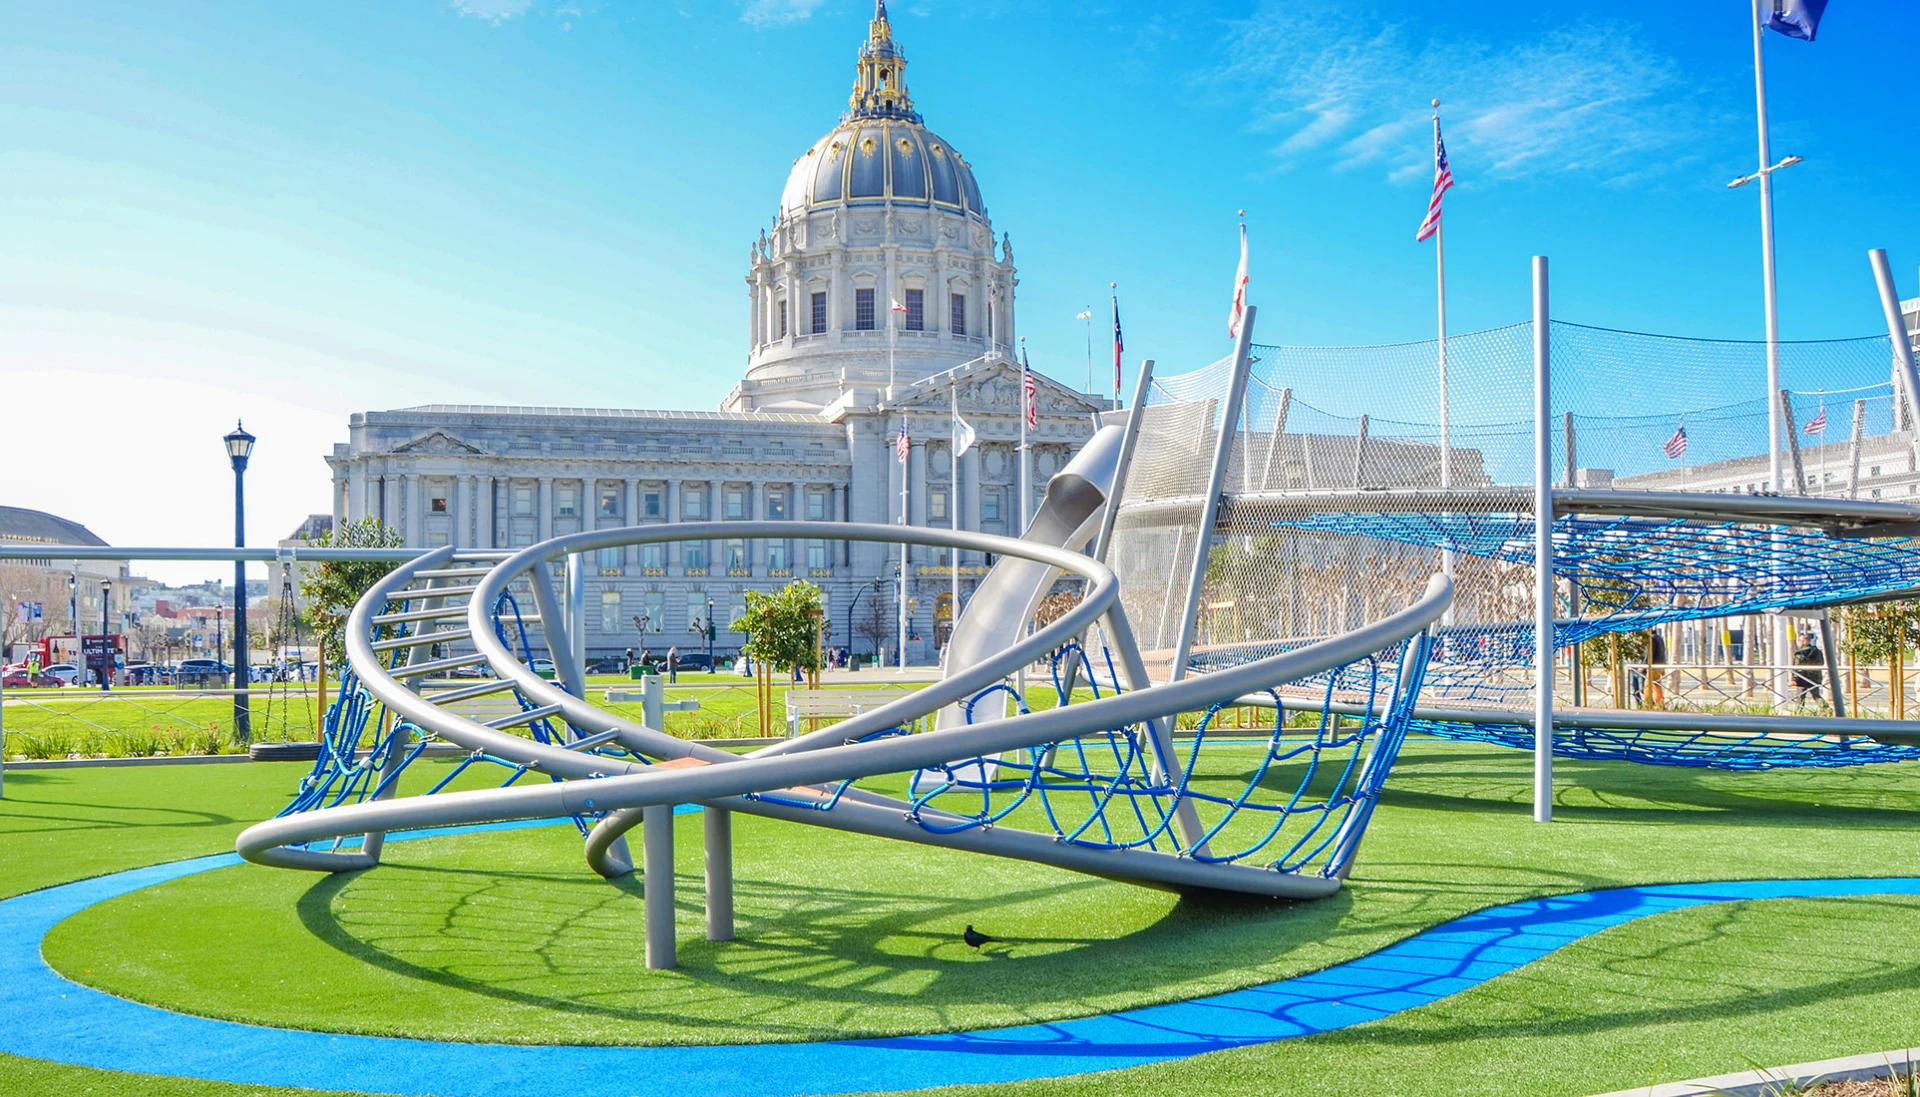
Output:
326 3 1109 665
727 1 1014 413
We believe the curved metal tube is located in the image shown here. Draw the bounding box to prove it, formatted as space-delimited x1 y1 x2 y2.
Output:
237 572 1451 895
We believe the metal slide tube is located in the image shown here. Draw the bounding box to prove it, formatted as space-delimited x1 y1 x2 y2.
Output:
238 574 1451 895
1169 306 1258 682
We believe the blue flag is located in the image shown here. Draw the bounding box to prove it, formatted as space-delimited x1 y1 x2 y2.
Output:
1764 0 1827 41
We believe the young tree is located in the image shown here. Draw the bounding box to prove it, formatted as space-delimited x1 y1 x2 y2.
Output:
855 590 892 657
1840 599 1920 718
732 580 826 679
299 518 406 667
0 565 66 657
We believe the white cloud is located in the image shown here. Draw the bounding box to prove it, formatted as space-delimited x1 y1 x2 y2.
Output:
1212 6 1710 186
450 0 536 22
741 0 826 26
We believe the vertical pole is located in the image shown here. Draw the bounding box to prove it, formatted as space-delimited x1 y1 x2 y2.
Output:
0 642 7 797
564 552 586 698
899 437 908 670
1019 340 1030 533
315 640 328 741
1751 0 1792 709
1780 390 1806 493
1819 609 1846 718
1168 306 1257 683
1563 412 1577 486
704 807 734 942
1092 360 1156 563
951 376 960 649
643 802 675 969
1532 256 1554 824
233 467 251 741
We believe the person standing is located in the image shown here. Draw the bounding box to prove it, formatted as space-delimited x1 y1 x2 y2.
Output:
1793 633 1824 702
667 644 679 685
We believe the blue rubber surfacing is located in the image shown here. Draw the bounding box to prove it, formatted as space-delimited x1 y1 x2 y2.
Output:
3 826 1916 1097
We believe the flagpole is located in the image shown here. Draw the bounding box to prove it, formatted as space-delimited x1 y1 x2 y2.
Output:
1432 100 1456 626
1019 337 1030 532
1084 308 1093 394
899 437 908 671
1110 283 1121 402
951 375 960 652
1750 0 1789 705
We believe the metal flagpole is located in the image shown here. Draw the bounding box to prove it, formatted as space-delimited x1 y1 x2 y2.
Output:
951 375 960 653
1019 337 1030 532
1082 308 1094 393
1532 256 1554 824
899 447 908 670
1432 100 1456 626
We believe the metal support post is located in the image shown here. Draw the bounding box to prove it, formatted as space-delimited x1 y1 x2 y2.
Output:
1870 250 1920 437
704 807 734 942
564 552 587 697
1819 609 1846 718
1533 256 1554 823
643 802 676 970
1169 306 1257 682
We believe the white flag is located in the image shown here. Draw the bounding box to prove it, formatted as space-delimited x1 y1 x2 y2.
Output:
1227 218 1249 339
954 412 977 457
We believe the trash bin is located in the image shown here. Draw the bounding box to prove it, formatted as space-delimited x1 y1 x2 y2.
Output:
629 665 646 680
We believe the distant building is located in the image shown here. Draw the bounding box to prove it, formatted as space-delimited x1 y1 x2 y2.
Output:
325 5 1110 663
0 505 131 661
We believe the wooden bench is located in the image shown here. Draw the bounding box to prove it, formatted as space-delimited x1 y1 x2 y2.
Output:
782 689 920 737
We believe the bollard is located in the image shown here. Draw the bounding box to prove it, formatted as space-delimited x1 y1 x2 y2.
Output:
704 807 734 942
643 803 675 970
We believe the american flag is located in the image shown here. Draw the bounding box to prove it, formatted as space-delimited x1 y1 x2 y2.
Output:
1022 351 1037 429
1415 119 1454 243
896 426 910 463
1111 293 1124 397
1663 424 1689 459
1804 406 1827 434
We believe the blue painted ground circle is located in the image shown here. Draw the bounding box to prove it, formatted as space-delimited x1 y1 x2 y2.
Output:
5 822 1917 1097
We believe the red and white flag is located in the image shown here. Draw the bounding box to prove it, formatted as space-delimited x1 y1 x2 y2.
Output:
1227 216 1249 340
1804 406 1827 435
1416 118 1454 243
1022 352 1038 429
896 426 910 463
1663 424 1689 459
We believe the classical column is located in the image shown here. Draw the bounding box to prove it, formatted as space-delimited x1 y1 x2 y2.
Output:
748 482 763 569
476 476 494 550
961 443 981 565
400 474 421 547
624 478 641 567
908 438 927 566
348 465 367 523
332 475 347 529
538 477 554 542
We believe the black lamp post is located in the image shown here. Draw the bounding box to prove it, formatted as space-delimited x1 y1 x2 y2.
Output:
224 420 256 743
98 580 112 692
705 597 716 669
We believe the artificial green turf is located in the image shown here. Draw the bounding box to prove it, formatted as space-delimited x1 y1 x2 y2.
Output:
6 741 1920 1095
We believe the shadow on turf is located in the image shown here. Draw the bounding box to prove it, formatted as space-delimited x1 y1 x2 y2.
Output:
290 862 1341 1042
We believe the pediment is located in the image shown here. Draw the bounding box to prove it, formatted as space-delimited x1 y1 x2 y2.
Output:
390 430 489 456
893 360 1107 417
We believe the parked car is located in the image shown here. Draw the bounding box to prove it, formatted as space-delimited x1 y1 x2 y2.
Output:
530 658 556 678
123 662 164 685
177 658 231 686
2 666 63 688
40 663 79 686
673 653 714 672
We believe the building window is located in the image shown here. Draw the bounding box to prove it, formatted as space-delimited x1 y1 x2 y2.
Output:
767 489 788 519
725 488 746 520
1871 466 1883 478
777 299 788 338
430 497 448 514
811 292 827 334
597 546 623 574
427 532 448 547
557 486 579 517
683 486 705 519
807 489 829 520
645 591 664 631
856 288 876 330
598 487 620 518
513 486 533 516
729 592 748 630
641 543 665 572
688 592 712 638
514 532 534 547
767 539 788 572
982 490 1001 521
643 490 662 518
683 541 707 571
929 488 948 521
601 589 621 633
905 288 924 331
726 539 747 571
951 292 966 335
807 539 828 571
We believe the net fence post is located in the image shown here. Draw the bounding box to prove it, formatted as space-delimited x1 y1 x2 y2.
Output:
1532 256 1554 824
1169 307 1257 683
1870 249 1920 452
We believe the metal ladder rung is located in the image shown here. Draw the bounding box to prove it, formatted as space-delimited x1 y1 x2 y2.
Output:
390 653 491 680
486 704 566 729
421 678 518 703
397 584 484 601
563 729 622 752
370 627 472 652
373 606 470 625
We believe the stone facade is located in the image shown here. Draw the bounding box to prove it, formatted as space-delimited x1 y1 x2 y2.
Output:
326 5 1110 663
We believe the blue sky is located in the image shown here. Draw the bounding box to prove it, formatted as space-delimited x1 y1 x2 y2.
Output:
2 0 1916 581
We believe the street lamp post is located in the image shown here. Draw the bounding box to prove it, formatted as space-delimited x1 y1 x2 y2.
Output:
66 572 76 680
846 576 884 666
98 580 112 692
704 597 716 669
225 421 256 743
